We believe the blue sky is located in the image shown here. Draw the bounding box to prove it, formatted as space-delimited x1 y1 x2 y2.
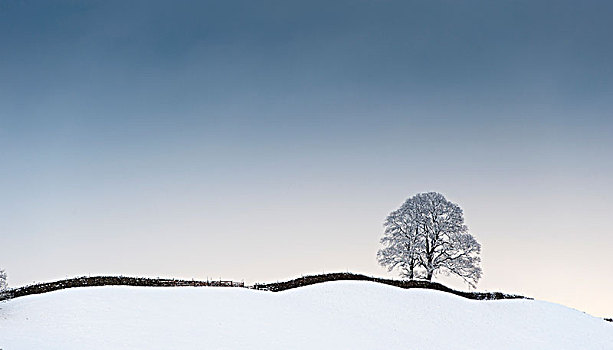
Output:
1 1 612 316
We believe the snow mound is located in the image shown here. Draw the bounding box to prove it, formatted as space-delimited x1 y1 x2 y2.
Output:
1 281 611 349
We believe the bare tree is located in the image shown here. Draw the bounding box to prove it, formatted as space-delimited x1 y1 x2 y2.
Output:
0 269 6 291
377 192 482 287
377 202 423 279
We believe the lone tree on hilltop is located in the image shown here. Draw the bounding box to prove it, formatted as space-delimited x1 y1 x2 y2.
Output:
377 192 482 287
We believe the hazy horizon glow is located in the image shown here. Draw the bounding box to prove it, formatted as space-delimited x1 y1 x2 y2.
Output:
1 1 612 316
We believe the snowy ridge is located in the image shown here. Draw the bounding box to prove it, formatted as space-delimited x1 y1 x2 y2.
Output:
1 281 611 349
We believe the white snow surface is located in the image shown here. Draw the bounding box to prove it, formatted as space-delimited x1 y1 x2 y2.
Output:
1 281 611 349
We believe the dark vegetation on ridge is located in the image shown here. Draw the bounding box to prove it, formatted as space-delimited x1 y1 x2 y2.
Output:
252 273 528 300
0 272 529 302
0 276 243 301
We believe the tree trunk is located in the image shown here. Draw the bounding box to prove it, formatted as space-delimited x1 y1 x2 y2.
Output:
408 261 415 280
426 251 434 281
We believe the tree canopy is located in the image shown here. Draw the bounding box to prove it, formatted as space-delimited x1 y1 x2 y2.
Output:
377 192 482 287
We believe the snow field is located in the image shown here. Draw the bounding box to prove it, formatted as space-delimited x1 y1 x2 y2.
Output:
1 281 611 349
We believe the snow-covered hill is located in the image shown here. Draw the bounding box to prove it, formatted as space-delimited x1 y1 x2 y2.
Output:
1 281 611 349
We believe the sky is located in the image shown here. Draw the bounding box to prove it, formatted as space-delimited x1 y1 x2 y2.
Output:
1 0 612 316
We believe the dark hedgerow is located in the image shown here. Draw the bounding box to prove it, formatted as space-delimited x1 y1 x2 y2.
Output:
252 272 528 300
1 272 528 302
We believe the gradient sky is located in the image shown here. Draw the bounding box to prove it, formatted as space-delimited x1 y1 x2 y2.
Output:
1 0 612 316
